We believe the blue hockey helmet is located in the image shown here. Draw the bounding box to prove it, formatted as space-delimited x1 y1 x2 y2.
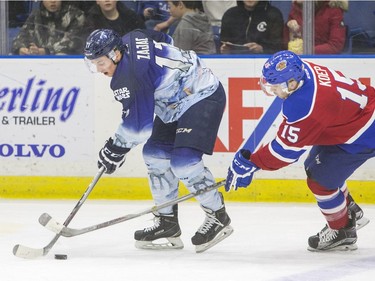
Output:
260 50 305 97
84 29 125 60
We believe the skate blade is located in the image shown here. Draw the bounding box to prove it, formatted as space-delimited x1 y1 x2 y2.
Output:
356 216 370 230
195 225 234 253
135 236 184 250
307 243 358 252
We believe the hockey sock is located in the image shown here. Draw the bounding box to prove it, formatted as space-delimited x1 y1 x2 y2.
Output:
307 178 349 229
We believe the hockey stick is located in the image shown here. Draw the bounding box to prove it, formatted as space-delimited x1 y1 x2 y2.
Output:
12 167 105 259
39 179 226 238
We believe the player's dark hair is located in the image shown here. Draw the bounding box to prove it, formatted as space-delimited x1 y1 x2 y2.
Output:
170 1 203 11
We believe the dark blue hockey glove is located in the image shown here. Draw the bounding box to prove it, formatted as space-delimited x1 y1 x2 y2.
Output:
98 138 129 174
225 149 259 192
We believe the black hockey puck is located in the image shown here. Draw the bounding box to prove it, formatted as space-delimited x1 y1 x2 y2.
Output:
54 254 68 260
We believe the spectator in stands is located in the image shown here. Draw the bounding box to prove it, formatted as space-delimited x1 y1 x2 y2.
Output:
153 16 178 33
68 1 96 16
12 0 85 55
285 0 348 54
202 0 236 28
168 1 216 54
220 1 284 54
202 0 236 52
83 0 145 37
121 1 144 15
141 1 172 31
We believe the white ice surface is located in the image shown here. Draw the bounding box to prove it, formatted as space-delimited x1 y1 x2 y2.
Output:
2 199 375 281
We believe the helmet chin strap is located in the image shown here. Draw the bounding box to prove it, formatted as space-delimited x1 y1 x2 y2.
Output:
283 79 304 97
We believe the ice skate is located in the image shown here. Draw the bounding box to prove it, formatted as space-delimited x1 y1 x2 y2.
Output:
347 194 370 230
308 211 357 252
134 205 184 250
191 196 233 253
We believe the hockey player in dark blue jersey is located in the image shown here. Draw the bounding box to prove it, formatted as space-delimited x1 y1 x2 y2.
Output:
84 28 233 253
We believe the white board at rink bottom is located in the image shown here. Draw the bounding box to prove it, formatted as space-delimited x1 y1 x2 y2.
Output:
0 56 374 180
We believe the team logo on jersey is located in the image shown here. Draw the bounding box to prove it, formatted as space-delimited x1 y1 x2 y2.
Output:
257 21 267 32
276 60 287 71
114 87 130 100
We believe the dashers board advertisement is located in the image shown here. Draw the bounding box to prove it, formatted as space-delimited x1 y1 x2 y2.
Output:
0 58 94 176
0 56 374 180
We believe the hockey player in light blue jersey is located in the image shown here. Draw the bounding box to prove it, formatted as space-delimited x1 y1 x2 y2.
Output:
84 28 233 253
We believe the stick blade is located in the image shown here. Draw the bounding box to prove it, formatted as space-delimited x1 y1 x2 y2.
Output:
38 213 53 226
13 244 45 259
39 213 64 234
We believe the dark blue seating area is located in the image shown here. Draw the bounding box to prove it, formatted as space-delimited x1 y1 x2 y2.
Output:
8 27 20 54
6 0 375 55
271 0 375 54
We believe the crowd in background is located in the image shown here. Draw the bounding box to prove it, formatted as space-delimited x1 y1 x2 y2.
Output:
6 0 375 56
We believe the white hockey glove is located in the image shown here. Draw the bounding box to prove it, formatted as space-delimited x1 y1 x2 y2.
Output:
98 138 129 174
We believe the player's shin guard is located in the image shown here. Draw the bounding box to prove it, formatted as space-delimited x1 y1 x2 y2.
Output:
308 178 369 231
137 151 183 249
147 167 179 212
173 162 233 253
143 150 180 214
307 178 349 229
177 163 223 210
